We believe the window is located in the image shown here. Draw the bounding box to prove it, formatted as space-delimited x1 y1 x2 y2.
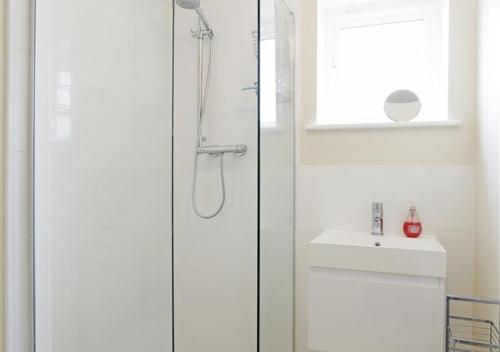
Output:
261 38 277 128
316 0 449 126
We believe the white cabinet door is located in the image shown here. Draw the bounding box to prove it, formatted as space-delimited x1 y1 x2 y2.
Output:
308 268 446 352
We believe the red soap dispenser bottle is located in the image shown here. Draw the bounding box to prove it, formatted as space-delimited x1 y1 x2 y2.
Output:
403 202 423 238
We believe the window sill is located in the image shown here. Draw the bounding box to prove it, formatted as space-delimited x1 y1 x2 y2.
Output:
306 120 462 131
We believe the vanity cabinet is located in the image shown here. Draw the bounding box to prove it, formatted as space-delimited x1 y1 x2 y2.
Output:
308 231 447 352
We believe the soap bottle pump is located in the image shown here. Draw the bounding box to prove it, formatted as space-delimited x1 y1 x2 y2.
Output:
403 202 422 238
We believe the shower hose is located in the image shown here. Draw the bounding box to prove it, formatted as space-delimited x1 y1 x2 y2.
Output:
192 35 226 219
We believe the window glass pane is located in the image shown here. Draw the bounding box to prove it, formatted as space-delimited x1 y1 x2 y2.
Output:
321 19 434 124
261 39 277 127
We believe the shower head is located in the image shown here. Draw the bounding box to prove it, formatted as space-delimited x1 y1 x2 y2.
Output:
176 0 200 10
176 0 212 33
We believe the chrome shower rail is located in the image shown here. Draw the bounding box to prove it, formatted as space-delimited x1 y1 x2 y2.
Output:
447 295 500 352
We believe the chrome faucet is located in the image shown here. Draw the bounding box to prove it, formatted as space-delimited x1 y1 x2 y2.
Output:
371 202 384 236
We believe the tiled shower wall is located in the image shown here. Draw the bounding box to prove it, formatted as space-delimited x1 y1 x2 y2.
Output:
173 0 259 350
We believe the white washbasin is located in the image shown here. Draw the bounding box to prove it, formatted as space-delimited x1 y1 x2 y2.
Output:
309 231 446 278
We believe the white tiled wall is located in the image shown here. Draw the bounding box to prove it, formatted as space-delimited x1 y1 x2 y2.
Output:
476 0 500 319
295 164 476 352
173 0 258 351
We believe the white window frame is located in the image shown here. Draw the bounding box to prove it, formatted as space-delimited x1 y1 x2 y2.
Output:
314 0 450 129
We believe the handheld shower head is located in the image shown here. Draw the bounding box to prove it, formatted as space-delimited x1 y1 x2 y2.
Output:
176 0 200 10
176 0 212 33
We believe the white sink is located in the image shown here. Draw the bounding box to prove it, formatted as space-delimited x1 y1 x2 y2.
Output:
309 231 447 278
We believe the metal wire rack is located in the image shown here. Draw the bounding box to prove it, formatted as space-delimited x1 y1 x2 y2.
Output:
447 295 500 352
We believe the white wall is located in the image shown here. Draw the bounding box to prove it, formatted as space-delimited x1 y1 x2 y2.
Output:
33 1 173 351
173 1 258 351
292 1 480 352
476 0 500 313
298 0 477 166
295 165 476 352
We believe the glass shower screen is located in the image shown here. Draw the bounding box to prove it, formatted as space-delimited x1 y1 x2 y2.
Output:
33 1 174 351
259 1 295 351
32 0 294 351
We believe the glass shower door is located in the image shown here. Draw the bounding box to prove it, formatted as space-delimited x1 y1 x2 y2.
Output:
33 1 173 351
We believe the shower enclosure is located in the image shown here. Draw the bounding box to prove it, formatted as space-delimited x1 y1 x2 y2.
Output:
28 0 295 351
